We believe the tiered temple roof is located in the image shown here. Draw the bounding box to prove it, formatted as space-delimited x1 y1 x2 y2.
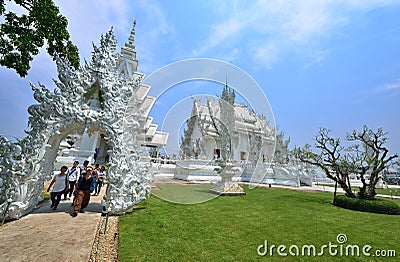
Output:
118 21 168 148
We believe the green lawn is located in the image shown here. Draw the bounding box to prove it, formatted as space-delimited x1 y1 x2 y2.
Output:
152 183 216 204
119 186 399 261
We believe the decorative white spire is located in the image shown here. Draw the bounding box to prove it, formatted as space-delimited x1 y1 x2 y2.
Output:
121 20 137 58
118 20 138 76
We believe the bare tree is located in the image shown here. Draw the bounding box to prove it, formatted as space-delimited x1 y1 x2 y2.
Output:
295 126 398 199
346 126 398 198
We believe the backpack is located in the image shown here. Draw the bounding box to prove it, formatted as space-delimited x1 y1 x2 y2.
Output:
89 173 96 193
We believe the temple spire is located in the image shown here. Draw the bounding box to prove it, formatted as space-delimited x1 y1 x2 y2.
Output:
121 20 137 58
221 76 235 105
118 20 138 75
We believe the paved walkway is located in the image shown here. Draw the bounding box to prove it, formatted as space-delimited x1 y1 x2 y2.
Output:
0 187 105 262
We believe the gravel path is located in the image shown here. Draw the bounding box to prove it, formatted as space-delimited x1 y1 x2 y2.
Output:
89 216 119 262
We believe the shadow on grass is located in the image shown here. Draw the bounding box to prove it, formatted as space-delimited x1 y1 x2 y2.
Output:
152 184 218 204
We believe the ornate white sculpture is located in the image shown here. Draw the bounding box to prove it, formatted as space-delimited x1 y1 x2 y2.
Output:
0 27 151 219
210 160 245 195
274 131 290 164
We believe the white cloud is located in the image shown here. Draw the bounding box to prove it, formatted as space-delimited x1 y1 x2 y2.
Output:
381 78 400 90
341 0 398 10
225 48 240 63
133 0 175 73
195 0 400 68
303 50 330 70
194 16 250 56
55 0 131 61
249 43 279 69
281 3 331 44
53 0 175 74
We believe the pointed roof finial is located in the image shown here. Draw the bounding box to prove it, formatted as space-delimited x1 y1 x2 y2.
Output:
118 20 139 74
121 20 137 58
223 75 235 105
128 20 136 45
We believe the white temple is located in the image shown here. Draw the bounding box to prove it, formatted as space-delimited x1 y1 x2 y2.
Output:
180 81 275 165
57 22 168 166
164 81 320 187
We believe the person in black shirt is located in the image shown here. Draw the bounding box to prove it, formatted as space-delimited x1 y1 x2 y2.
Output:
71 166 94 217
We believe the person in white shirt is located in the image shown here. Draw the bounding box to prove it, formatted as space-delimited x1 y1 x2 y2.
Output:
79 160 89 176
95 165 106 195
64 161 80 200
47 166 68 210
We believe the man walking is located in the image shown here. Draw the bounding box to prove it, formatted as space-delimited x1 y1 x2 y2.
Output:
65 161 80 200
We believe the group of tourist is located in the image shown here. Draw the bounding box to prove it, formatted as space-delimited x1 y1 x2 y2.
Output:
46 160 107 217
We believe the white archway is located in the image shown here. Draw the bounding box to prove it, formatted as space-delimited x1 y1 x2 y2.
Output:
0 27 152 219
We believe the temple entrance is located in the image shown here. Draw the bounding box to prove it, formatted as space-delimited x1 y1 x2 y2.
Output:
0 26 163 220
96 134 110 163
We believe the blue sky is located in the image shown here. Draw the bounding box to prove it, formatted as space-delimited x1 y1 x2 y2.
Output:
0 0 399 155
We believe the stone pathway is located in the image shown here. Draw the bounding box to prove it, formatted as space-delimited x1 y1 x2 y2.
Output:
0 187 106 262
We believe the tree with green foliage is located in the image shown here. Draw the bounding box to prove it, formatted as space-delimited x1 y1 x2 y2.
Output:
294 126 398 199
0 0 79 77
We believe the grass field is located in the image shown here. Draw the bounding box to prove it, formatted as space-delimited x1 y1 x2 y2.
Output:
119 185 399 261
152 183 216 204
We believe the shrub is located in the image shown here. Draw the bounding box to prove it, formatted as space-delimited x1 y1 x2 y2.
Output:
335 195 400 215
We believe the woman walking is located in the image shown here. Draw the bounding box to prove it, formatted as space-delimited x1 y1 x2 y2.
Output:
47 166 68 210
71 166 94 217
